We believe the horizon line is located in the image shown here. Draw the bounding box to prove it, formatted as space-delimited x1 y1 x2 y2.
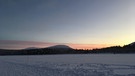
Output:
0 40 127 50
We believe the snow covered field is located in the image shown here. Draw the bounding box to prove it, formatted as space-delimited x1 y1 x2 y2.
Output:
0 54 135 76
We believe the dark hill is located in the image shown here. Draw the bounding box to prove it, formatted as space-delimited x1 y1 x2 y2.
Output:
128 42 135 47
47 45 72 49
123 42 135 48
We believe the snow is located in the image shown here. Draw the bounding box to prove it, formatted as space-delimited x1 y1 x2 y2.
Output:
0 54 135 76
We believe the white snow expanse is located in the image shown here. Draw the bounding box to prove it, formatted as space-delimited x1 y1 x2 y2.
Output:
0 54 135 76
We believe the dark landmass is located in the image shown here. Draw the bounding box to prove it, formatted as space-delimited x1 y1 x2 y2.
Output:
0 42 135 55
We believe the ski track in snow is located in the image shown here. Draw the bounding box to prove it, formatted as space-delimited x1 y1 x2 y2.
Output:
0 54 135 76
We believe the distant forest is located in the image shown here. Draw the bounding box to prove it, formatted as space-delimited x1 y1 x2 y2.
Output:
0 42 135 55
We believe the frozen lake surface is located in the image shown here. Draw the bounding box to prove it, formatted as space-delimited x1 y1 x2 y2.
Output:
0 54 135 76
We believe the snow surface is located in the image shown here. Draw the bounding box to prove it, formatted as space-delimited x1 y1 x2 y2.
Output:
0 54 135 76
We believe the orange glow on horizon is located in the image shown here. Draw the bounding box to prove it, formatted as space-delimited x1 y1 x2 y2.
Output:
67 44 114 50
0 40 116 50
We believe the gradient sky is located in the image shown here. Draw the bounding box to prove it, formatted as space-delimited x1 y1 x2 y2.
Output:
0 0 135 49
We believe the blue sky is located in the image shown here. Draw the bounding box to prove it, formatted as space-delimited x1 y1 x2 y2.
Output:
0 0 135 49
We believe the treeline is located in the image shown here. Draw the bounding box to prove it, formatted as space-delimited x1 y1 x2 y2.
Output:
0 45 135 55
89 46 135 54
0 48 85 55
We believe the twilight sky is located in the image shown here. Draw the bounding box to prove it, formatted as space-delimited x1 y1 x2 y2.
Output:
0 0 135 49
